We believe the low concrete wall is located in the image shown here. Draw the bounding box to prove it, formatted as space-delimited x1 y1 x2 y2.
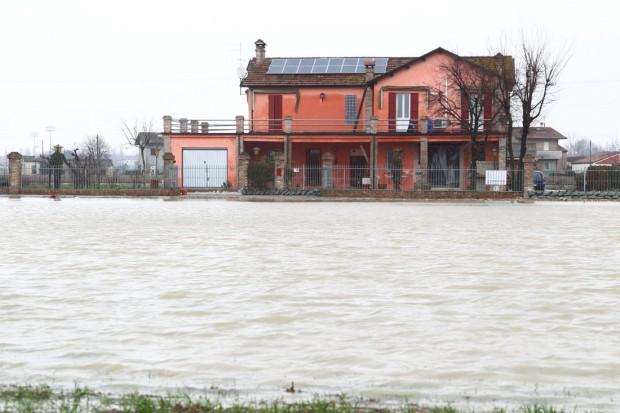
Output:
322 190 521 200
17 188 180 197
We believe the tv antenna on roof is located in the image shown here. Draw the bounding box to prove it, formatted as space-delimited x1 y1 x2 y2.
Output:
237 42 247 95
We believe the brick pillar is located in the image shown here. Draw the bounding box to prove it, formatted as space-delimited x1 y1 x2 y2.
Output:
163 116 172 134
273 152 286 190
283 116 293 134
417 138 428 190
367 116 378 134
321 152 334 190
163 152 178 189
498 137 506 170
419 118 428 133
523 153 536 196
235 116 245 134
190 120 199 133
179 118 188 133
8 152 22 194
237 153 250 190
200 122 209 134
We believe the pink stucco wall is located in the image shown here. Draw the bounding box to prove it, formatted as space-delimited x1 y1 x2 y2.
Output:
169 135 238 189
249 87 365 132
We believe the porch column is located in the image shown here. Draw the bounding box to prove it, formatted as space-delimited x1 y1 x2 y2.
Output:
283 116 293 169
238 153 250 190
235 115 245 192
287 138 293 166
8 152 22 195
369 136 377 189
321 152 334 190
273 152 286 190
417 137 428 191
163 152 178 189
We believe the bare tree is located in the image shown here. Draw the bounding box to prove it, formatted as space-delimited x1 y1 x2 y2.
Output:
432 55 503 186
514 37 569 169
122 120 155 182
82 135 111 185
567 135 603 157
485 50 517 171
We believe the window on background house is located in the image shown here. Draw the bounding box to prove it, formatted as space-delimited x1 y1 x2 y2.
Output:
543 141 550 151
469 94 483 128
386 148 394 172
345 95 357 124
544 160 556 171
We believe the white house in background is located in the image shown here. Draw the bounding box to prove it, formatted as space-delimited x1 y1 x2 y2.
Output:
21 156 48 175
568 152 620 172
512 127 568 172
137 132 165 175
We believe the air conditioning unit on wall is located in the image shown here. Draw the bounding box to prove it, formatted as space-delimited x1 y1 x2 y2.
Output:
432 118 448 129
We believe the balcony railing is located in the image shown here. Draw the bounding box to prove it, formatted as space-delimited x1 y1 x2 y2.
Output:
163 116 504 135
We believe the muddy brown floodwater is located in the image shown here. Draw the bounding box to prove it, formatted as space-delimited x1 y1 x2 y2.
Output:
1 198 619 412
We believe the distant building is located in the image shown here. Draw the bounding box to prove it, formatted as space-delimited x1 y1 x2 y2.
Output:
568 152 620 172
512 127 568 172
21 156 48 175
137 132 164 175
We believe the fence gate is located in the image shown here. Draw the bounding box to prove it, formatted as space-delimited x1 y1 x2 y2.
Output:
182 149 227 188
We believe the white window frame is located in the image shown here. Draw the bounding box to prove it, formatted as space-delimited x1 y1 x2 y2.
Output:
396 93 410 132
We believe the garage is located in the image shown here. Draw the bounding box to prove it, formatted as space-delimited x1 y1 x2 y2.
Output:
182 149 228 188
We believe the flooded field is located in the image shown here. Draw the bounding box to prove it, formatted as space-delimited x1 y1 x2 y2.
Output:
1 197 619 411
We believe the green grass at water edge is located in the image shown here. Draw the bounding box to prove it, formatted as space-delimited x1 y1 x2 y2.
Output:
0 385 592 413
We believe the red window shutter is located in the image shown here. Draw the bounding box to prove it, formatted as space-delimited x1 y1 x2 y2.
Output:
410 93 419 129
483 94 492 130
269 95 283 131
388 93 396 132
460 93 469 128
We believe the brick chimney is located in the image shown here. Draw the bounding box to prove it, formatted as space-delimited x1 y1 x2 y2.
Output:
255 39 266 64
364 59 376 125
364 58 376 82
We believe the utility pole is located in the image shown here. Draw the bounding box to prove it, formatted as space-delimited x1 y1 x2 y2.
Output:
45 125 55 153
31 132 38 156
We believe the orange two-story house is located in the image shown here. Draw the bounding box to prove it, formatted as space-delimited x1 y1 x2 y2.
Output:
162 39 512 191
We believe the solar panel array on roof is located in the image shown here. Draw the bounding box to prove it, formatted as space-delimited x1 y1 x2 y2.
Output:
267 57 388 74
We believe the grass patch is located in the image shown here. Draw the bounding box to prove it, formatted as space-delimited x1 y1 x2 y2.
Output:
0 386 583 413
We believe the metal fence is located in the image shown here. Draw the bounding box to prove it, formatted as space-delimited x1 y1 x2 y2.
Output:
542 168 620 192
20 166 177 191
181 165 229 189
0 166 8 191
283 166 523 192
167 117 503 135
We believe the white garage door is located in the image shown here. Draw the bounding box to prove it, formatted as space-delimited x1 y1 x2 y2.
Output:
182 149 228 188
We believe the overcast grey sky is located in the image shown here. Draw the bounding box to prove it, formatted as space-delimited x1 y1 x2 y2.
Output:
1 0 618 155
